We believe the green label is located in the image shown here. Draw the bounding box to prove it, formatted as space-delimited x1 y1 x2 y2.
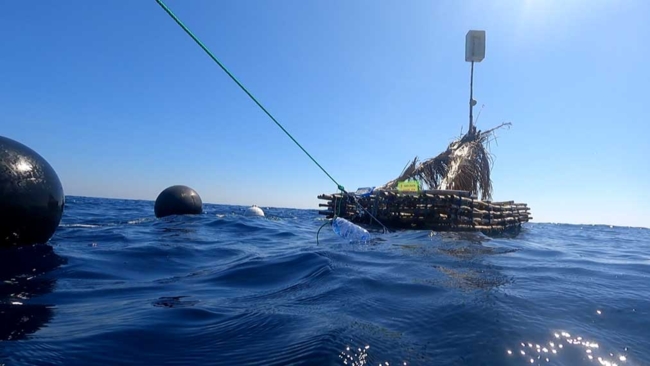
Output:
397 180 420 192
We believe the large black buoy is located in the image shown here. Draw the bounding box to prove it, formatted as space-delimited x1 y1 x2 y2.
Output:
154 185 203 218
0 136 65 247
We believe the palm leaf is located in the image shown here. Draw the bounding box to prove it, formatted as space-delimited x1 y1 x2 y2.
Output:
378 122 511 201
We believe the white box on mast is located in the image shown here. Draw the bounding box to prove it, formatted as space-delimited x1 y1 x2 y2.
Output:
465 30 486 62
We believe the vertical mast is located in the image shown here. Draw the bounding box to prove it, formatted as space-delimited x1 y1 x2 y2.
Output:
465 30 486 133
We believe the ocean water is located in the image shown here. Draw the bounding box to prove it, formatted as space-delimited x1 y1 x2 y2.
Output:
1 196 649 366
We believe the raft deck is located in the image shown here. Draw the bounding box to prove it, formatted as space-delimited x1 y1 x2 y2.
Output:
318 189 532 236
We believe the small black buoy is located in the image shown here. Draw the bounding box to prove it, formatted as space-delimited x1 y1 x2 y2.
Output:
0 136 65 247
154 185 203 218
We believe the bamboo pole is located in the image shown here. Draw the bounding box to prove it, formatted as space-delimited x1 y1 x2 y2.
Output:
317 190 532 231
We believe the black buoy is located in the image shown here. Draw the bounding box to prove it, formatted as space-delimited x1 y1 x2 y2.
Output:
0 136 65 247
154 185 203 218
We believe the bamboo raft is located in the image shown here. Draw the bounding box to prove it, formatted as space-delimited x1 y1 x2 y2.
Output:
314 32 531 236
317 189 531 236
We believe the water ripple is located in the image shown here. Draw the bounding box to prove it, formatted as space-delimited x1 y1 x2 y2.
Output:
1 198 649 365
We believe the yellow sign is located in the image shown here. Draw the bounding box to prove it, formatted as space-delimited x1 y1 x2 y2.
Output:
397 180 420 192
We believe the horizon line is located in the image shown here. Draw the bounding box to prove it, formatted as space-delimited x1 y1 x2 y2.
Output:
63 195 650 230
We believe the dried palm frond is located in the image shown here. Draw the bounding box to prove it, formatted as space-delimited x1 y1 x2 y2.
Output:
378 122 511 201
380 156 419 190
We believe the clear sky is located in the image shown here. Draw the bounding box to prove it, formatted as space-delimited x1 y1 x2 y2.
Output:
1 0 648 228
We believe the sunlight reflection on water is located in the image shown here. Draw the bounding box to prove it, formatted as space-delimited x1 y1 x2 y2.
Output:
340 344 409 366
506 330 631 365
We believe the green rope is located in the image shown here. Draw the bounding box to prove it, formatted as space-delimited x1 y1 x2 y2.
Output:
155 0 344 193
316 219 331 245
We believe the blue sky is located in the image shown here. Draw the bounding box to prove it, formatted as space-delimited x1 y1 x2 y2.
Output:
1 0 648 227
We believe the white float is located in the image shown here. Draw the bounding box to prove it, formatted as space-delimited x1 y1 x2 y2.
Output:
245 205 265 217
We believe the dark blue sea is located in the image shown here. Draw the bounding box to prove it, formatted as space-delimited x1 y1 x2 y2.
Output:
1 196 649 365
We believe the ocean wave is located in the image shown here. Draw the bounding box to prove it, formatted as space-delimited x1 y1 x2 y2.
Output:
1 197 649 365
